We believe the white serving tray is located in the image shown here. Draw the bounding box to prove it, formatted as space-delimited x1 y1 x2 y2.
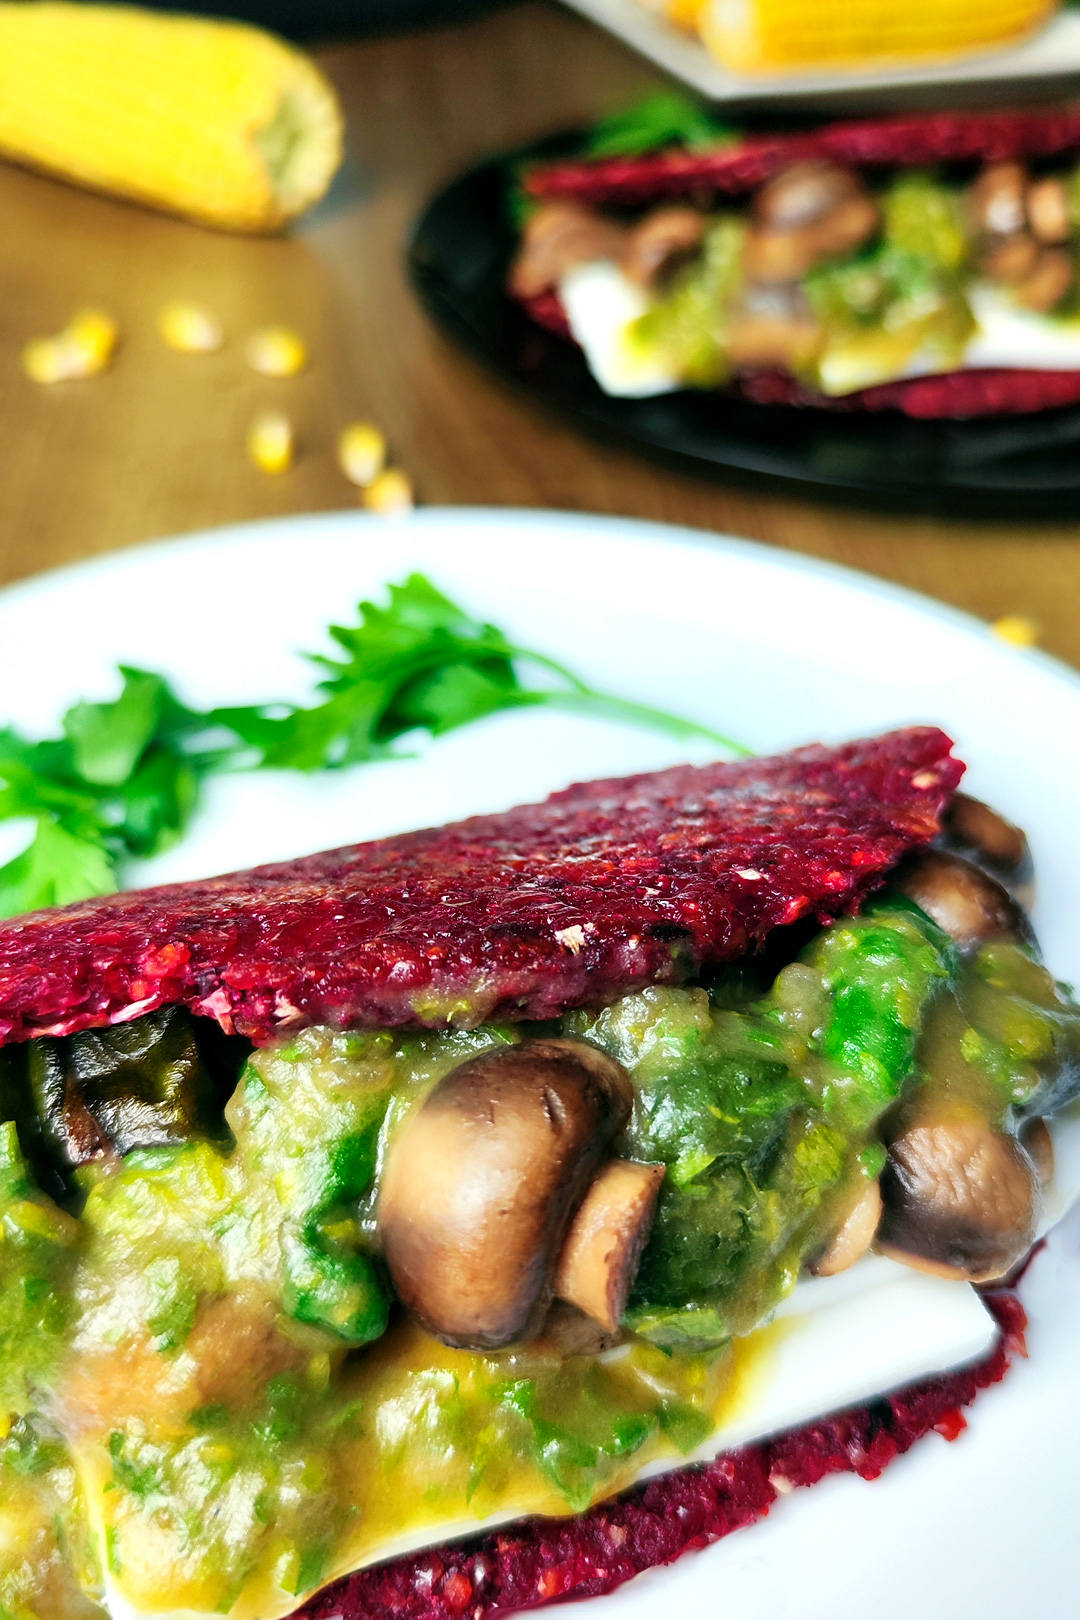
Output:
562 0 1080 106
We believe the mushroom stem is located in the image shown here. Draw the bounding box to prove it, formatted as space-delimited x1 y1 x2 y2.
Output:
1021 1115 1055 1186
810 1178 882 1278
554 1159 665 1333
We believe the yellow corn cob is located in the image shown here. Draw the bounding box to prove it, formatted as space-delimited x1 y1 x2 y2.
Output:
661 0 708 32
0 3 343 230
698 0 1058 74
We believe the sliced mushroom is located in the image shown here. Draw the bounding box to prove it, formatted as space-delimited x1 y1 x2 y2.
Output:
810 1178 882 1277
982 231 1040 285
724 280 824 369
971 162 1028 237
541 1299 622 1358
1020 1115 1055 1186
622 207 705 287
744 192 879 284
892 848 1031 952
1026 176 1071 245
753 162 863 231
509 202 628 299
553 1158 665 1332
378 1039 631 1349
1014 246 1074 313
877 1110 1039 1284
938 792 1034 910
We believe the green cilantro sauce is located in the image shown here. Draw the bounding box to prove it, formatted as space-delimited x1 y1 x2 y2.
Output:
2 897 1078 1619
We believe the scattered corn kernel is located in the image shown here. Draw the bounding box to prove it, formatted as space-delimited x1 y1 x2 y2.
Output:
247 410 294 474
159 300 223 354
363 467 414 515
246 325 307 378
992 614 1038 647
22 308 118 382
337 420 387 488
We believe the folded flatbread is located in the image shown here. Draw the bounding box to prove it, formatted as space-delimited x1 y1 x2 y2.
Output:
0 726 960 1042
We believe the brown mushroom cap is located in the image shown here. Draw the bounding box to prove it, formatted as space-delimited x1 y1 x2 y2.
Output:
509 202 627 300
877 1110 1039 1284
622 207 705 287
753 162 863 231
744 192 878 284
938 792 1035 911
1014 247 1074 314
982 231 1041 284
892 848 1031 953
378 1038 632 1350
971 162 1029 237
1026 176 1072 245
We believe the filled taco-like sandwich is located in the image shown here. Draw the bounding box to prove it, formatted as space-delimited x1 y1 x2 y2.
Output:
510 106 1080 418
2 727 1079 1620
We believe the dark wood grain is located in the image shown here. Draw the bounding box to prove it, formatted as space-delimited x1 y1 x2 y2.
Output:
0 1 1078 661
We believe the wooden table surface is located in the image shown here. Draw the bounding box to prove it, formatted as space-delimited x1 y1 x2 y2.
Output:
2 0 1080 662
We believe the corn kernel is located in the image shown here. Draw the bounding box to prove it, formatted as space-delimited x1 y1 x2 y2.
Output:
337 421 387 487
363 468 414 515
246 325 307 378
992 614 1038 647
247 410 294 474
159 301 223 354
22 308 118 382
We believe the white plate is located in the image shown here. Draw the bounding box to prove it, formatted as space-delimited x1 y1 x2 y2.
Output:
562 0 1080 104
1 507 1078 1620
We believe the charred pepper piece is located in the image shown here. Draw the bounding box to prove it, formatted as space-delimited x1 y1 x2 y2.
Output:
27 1007 236 1176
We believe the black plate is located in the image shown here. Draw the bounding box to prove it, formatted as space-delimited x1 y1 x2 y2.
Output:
407 144 1080 519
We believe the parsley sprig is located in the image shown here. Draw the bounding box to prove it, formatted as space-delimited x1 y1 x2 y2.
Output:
584 93 736 160
0 574 746 918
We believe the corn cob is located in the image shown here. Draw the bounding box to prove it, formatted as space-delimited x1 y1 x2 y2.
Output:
0 3 343 231
697 0 1058 74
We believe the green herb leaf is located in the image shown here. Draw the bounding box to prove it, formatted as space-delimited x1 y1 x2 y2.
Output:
63 669 165 787
0 572 749 916
0 819 117 917
585 93 735 159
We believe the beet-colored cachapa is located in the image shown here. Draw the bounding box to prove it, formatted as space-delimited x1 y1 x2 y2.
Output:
0 727 961 1046
524 108 1080 210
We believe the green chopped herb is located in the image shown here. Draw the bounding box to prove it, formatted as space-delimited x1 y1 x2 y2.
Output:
0 573 747 918
585 93 736 159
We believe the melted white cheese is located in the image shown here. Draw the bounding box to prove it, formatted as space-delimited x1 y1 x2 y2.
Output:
559 264 1080 397
559 263 680 397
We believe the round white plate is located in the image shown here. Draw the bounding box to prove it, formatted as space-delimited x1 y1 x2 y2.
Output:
0 508 1077 1620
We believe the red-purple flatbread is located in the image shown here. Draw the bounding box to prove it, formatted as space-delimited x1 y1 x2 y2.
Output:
299 1288 1025 1620
524 108 1080 210
0 727 961 1046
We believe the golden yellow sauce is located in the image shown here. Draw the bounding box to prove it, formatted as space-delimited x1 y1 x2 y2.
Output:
63 1314 784 1620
